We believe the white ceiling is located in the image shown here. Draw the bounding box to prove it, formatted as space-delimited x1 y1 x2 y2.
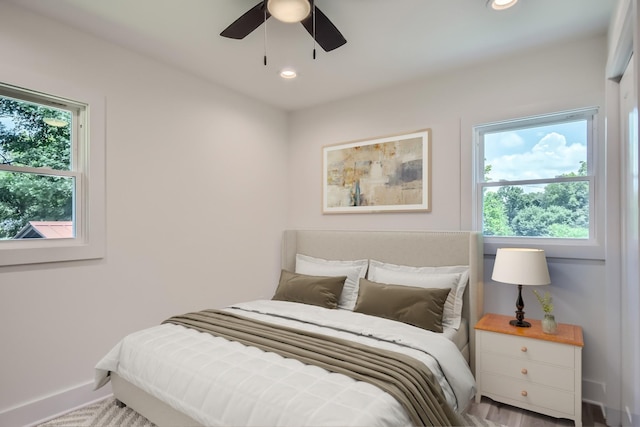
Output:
10 0 615 111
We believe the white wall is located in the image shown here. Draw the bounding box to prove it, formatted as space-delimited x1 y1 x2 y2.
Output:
0 3 288 425
287 35 609 406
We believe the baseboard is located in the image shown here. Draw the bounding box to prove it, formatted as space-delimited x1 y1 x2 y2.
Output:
625 405 640 426
582 378 640 426
0 380 112 427
582 379 606 411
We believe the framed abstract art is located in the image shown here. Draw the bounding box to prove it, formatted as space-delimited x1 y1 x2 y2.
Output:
322 129 431 213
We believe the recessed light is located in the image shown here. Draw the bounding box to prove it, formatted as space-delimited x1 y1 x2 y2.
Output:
280 69 297 79
488 0 517 10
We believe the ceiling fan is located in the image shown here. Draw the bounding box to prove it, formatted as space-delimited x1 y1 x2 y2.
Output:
220 0 347 53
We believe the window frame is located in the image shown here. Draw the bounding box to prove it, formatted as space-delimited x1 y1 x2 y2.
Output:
0 72 105 266
472 107 604 260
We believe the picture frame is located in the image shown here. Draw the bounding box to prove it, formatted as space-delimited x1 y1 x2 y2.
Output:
322 129 431 213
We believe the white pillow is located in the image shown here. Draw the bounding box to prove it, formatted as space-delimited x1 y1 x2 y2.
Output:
295 254 368 310
367 260 469 329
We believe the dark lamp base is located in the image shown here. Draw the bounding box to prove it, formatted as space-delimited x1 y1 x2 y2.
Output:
509 319 531 327
510 284 532 328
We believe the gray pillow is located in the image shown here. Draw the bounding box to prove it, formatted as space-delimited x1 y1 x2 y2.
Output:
354 278 451 332
272 270 347 309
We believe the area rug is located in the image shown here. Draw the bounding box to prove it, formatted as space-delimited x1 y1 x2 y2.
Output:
38 398 154 427
38 397 503 427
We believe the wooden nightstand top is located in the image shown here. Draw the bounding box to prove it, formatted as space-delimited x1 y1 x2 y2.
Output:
475 313 584 347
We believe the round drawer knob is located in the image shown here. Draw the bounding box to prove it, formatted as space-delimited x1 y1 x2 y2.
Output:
521 346 528 352
521 390 528 397
521 368 528 375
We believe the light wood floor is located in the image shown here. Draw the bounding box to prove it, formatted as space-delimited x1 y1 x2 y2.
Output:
465 397 608 427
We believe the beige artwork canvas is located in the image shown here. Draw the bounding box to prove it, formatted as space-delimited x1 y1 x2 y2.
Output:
323 129 431 213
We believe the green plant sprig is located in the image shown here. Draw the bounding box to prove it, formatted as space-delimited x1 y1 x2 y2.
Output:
532 289 553 314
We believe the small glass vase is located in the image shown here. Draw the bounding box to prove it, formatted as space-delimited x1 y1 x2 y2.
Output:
541 313 557 334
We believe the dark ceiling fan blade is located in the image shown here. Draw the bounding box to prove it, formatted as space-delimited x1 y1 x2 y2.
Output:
300 6 346 52
220 1 270 39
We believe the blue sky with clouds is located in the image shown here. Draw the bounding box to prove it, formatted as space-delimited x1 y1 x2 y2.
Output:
484 120 587 182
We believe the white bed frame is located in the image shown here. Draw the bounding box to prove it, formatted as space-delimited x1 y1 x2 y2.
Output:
111 230 484 427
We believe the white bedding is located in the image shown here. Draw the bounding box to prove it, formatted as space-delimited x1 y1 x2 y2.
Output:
444 319 468 353
95 300 475 427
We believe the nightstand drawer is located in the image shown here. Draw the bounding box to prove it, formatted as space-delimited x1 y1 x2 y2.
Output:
481 373 576 416
482 353 575 391
481 331 575 367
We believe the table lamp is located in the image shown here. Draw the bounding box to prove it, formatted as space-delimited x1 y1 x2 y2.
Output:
492 248 550 327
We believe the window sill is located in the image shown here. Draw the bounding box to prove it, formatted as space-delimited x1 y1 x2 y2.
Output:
0 237 105 267
484 237 605 261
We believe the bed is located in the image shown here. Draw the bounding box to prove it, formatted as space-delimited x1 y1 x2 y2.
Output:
95 229 484 426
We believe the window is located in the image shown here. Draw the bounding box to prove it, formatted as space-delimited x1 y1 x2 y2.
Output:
0 85 78 240
474 108 601 257
0 79 104 266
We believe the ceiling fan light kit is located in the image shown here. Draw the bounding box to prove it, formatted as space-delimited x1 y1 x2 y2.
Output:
267 0 311 23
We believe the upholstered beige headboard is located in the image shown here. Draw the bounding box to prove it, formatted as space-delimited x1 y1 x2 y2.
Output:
281 229 484 376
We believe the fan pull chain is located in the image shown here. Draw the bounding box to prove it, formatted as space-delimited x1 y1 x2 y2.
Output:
312 2 316 60
263 6 268 65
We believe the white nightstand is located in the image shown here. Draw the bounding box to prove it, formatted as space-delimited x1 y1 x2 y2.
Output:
475 313 584 427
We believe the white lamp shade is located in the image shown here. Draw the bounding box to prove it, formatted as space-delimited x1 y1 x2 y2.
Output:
267 0 311 23
492 248 550 286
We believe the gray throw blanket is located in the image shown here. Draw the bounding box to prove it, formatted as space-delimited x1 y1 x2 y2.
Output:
164 309 465 427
